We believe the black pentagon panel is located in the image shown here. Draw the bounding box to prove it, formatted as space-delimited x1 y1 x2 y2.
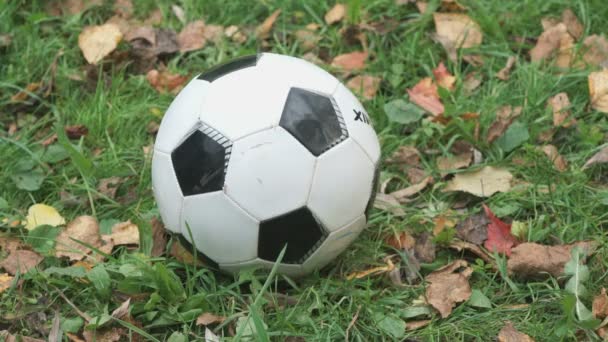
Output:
171 125 232 196
198 54 259 82
175 234 219 269
280 88 348 156
365 164 381 218
258 207 328 264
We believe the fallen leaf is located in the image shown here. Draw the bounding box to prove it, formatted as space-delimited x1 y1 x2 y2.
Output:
407 167 428 184
483 204 518 256
555 29 575 68
203 24 224 44
177 20 206 52
561 8 583 40
0 250 43 275
407 77 444 116
582 35 608 67
331 51 368 72
224 25 247 44
443 166 512 197
346 75 381 100
294 27 320 52
389 176 433 201
432 215 456 236
150 217 168 257
347 258 396 280
0 34 11 48
386 146 421 166
113 0 133 18
455 212 489 245
170 240 203 266
65 124 89 139
463 72 482 93
256 9 281 39
146 69 188 94
547 92 572 127
10 82 42 102
373 193 406 216
196 312 226 326
386 231 416 250
83 328 124 342
486 105 522 143
449 239 494 265
507 241 596 279
432 62 455 91
406 319 432 330
46 0 103 16
25 204 65 230
0 331 45 342
111 298 131 319
436 152 472 175
325 4 346 25
425 260 472 318
589 69 608 113
433 13 483 63
583 146 608 169
171 4 186 23
538 145 568 171
55 216 103 261
0 273 14 293
78 23 123 64
415 1 428 13
593 288 608 319
127 28 179 72
97 177 122 199
529 23 572 63
414 232 436 263
107 221 139 246
143 9 163 25
496 56 516 81
497 321 534 342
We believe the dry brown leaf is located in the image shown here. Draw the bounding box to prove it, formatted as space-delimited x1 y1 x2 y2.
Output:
386 231 416 250
486 105 522 143
294 28 320 52
507 241 596 279
373 193 406 216
171 4 186 23
547 92 572 127
170 240 204 266
582 35 608 67
150 217 168 257
46 0 103 16
413 232 436 263
389 176 433 202
407 167 428 184
415 1 428 13
0 250 43 275
561 9 583 40
539 145 567 171
196 312 226 326
407 77 444 116
583 146 608 169
432 216 456 236
83 328 124 342
97 177 122 199
55 216 102 261
256 9 281 39
449 239 494 265
436 152 472 175
425 259 472 318
113 0 133 18
433 62 456 91
10 82 41 102
455 213 489 245
497 321 535 342
443 166 512 197
529 23 573 64
144 9 163 26
593 288 608 319
111 298 131 320
78 23 123 64
203 24 224 44
433 13 483 63
0 273 14 293
589 69 608 113
331 51 368 72
108 221 139 246
346 258 395 280
325 4 346 25
25 204 65 231
463 72 482 93
146 69 188 94
177 20 206 52
65 124 89 139
406 319 432 330
346 75 381 100
496 56 516 81
224 25 247 44
555 30 575 68
386 146 420 166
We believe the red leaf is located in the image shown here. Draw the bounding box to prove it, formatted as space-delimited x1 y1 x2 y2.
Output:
483 204 518 256
406 77 445 116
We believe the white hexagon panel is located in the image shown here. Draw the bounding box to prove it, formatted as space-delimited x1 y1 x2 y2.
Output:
154 78 208 154
181 192 259 264
332 83 381 164
199 55 291 141
307 138 375 231
151 150 184 233
225 126 316 221
302 215 366 273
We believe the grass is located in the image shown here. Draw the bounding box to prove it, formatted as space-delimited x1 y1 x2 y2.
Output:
1 0 608 340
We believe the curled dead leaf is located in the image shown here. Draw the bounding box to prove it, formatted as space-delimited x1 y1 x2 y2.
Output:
496 56 516 81
507 241 596 279
97 177 122 199
55 216 103 261
407 77 444 116
547 92 573 127
582 35 608 67
346 258 395 280
538 145 568 171
294 27 320 52
331 51 368 72
433 13 483 63
373 193 406 216
583 146 608 169
386 146 420 166
436 152 472 176
593 288 608 320
486 105 522 143
78 23 123 64
108 221 139 246
0 273 14 293
256 9 281 40
0 250 43 275
529 23 573 65
389 176 433 202
325 4 346 25
588 69 608 113
196 312 226 326
432 62 455 91
346 75 381 100
146 69 188 94
561 8 583 40
386 231 416 250
443 166 513 197
406 319 432 331
65 124 89 139
225 25 247 44
177 20 207 52
425 259 472 318
497 321 535 342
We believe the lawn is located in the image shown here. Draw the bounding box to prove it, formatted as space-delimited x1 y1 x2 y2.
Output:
1 0 608 340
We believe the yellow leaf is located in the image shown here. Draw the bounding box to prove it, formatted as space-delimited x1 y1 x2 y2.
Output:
589 69 608 113
443 166 512 197
0 273 14 293
78 23 123 64
25 204 66 230
324 3 346 25
346 258 395 280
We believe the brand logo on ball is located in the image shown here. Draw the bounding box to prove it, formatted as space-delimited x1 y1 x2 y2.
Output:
353 109 370 125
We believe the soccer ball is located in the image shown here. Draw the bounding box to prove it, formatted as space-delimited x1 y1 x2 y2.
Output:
151 53 380 277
